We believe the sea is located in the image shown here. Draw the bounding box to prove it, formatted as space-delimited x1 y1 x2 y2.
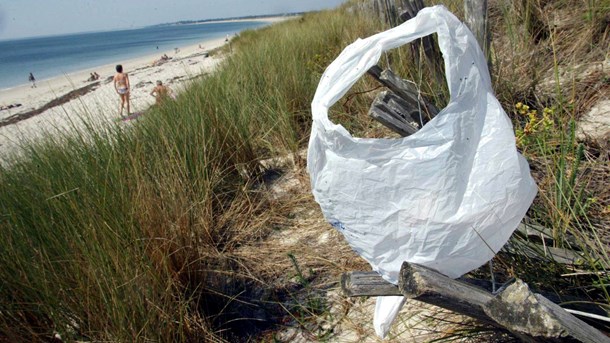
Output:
0 20 270 90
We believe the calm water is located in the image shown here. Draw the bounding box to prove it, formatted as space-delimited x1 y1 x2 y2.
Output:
0 21 268 90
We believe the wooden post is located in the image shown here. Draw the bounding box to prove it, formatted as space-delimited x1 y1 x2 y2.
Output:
374 0 400 27
372 0 382 22
464 0 491 68
399 0 445 87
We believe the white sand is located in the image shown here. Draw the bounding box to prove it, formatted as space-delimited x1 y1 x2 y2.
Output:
0 16 293 160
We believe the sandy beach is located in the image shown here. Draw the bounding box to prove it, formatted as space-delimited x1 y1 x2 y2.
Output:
0 16 291 160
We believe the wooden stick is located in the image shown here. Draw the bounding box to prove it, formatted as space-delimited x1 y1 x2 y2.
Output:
341 271 399 297
342 262 610 342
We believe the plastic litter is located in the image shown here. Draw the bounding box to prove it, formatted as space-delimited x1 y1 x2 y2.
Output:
307 5 537 338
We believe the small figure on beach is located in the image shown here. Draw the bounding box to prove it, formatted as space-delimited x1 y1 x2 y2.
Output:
28 72 36 88
150 80 173 104
87 72 100 82
152 54 171 66
113 64 130 117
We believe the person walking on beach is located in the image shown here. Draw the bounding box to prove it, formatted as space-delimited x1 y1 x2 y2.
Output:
150 80 172 104
28 72 36 88
113 65 130 117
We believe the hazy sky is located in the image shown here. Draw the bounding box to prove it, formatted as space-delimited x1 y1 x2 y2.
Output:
0 0 346 40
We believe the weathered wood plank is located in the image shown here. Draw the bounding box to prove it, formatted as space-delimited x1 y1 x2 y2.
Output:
367 66 439 120
341 271 399 296
369 91 422 136
502 238 585 265
379 69 439 120
342 270 610 329
367 65 439 137
373 0 398 26
515 222 581 248
399 0 438 62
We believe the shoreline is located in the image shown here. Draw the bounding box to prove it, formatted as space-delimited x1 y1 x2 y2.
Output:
0 16 294 158
0 37 226 120
0 16 290 92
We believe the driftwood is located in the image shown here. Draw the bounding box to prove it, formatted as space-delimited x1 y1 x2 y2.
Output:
369 91 422 136
342 271 610 323
342 262 610 342
367 65 438 136
368 65 439 118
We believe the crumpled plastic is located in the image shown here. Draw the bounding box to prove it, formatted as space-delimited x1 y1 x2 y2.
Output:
306 5 537 339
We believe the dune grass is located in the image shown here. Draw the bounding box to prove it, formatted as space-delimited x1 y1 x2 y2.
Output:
0 0 608 341
490 0 610 312
0 5 380 342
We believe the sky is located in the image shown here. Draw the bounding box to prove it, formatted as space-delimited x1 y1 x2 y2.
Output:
0 0 347 40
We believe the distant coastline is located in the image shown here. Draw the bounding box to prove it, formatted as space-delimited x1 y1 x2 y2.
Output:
150 12 303 27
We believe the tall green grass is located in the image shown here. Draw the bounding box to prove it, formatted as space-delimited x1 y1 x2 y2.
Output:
0 5 380 342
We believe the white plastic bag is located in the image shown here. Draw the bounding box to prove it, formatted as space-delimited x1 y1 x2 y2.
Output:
307 5 537 338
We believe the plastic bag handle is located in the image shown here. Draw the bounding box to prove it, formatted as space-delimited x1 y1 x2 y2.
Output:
311 5 491 130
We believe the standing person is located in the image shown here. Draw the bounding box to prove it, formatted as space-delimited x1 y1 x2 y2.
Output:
149 80 172 104
28 72 36 88
113 65 130 117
